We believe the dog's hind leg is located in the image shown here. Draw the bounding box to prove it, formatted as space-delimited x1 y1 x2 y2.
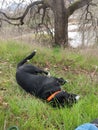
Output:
29 65 49 75
38 69 48 75
17 50 49 75
17 50 36 68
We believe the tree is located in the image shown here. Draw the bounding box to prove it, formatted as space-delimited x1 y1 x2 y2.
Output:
0 0 96 47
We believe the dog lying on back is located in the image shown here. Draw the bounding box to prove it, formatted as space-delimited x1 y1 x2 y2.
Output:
16 50 79 107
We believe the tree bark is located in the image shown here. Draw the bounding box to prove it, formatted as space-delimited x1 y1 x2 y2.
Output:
46 0 68 47
54 2 68 47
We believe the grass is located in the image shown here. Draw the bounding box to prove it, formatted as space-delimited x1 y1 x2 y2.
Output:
0 40 98 130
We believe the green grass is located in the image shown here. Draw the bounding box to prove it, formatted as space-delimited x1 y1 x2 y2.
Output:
0 40 98 130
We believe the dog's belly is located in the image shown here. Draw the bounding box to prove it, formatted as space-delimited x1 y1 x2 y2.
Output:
40 77 61 99
16 71 61 99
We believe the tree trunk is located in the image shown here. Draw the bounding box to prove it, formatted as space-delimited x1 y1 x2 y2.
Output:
45 0 68 47
54 6 68 47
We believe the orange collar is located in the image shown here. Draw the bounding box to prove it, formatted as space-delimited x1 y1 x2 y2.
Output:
47 91 61 102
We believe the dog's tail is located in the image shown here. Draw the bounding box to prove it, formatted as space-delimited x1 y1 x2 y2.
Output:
17 50 36 68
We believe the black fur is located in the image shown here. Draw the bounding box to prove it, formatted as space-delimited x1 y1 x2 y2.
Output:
16 51 78 107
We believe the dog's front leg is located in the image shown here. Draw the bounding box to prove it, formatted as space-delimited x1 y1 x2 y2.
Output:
56 77 68 85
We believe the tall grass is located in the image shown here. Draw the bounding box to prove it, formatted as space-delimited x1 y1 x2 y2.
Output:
0 40 98 130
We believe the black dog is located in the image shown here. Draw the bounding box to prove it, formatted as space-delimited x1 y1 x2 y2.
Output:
16 50 80 107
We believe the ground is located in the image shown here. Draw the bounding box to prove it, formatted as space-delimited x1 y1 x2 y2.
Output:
0 40 98 130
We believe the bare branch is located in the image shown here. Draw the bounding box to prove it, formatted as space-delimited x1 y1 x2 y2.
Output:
0 1 44 25
85 4 93 23
67 0 92 17
79 3 96 25
20 1 44 25
0 18 20 26
44 23 54 39
37 4 48 24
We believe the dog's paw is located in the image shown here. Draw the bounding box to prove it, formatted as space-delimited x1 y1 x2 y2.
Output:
34 50 37 52
47 72 51 77
27 60 30 62
75 95 80 101
65 80 69 83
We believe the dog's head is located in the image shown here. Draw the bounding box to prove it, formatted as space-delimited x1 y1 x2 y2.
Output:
50 91 80 107
64 93 80 106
